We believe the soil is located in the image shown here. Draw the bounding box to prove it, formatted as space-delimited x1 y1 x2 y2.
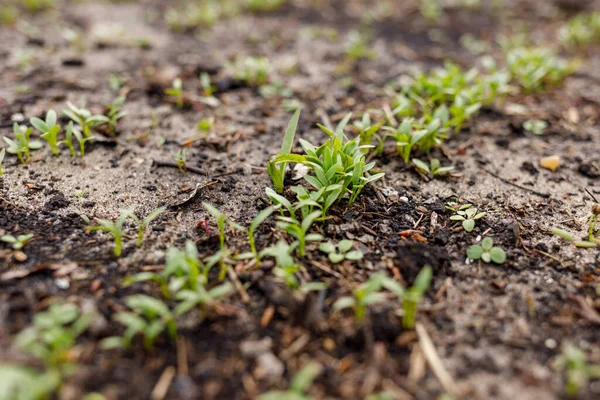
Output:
1 1 599 399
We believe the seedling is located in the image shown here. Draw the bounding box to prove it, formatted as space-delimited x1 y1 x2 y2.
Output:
63 102 109 137
130 206 166 247
319 240 363 263
226 56 273 86
165 78 184 108
412 158 454 177
15 302 93 371
559 13 600 48
523 119 547 135
107 96 127 135
261 240 302 288
466 237 507 264
0 148 4 175
101 295 176 350
259 81 293 98
235 206 275 267
352 112 382 149
0 364 60 400
197 117 214 132
203 203 244 279
447 202 486 232
277 211 323 257
71 124 94 156
30 110 61 156
267 107 301 193
200 72 216 97
551 227 598 248
259 361 323 400
383 119 427 164
1 233 34 250
344 30 376 61
383 265 432 329
4 123 42 163
85 209 133 256
552 343 600 397
333 272 388 321
176 149 186 172
173 280 233 318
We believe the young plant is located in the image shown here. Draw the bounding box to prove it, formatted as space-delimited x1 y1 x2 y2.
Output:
261 240 302 288
267 107 301 193
382 119 427 164
1 233 34 250
276 211 323 257
467 237 507 264
447 202 486 232
165 78 184 108
63 102 109 137
176 149 186 172
523 119 547 135
383 265 432 329
101 295 176 350
85 209 133 257
333 272 388 321
131 206 166 247
61 122 77 157
15 302 93 371
259 361 323 400
0 364 60 400
30 109 61 156
173 280 233 318
4 123 43 163
0 148 4 175
318 240 363 263
412 158 454 177
107 96 127 135
203 203 244 279
551 227 598 248
71 123 94 157
200 72 216 97
552 343 600 397
226 56 273 86
352 112 382 149
344 30 376 61
235 206 275 267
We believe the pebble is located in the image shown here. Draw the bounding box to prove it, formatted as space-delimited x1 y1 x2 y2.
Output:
55 278 70 290
540 155 560 171
13 251 27 262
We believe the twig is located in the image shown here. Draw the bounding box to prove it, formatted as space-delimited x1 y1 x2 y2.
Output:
176 337 189 375
228 266 250 303
416 323 458 396
152 160 235 179
150 366 176 400
483 168 551 198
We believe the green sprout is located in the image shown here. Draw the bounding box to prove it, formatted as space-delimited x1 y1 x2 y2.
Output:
226 56 273 86
15 302 93 371
4 123 43 163
551 227 598 248
267 107 301 193
276 211 323 257
131 206 166 247
107 96 127 135
383 265 432 329
63 102 109 137
382 119 427 164
165 78 184 108
176 149 186 172
259 361 323 400
30 109 61 156
352 112 382 150
0 148 5 175
85 209 133 257
173 280 233 318
523 119 547 135
200 72 216 97
197 117 214 132
0 364 60 400
261 240 302 288
1 233 34 250
466 237 507 264
101 295 176 350
318 240 363 263
558 12 600 48
344 30 376 61
412 158 454 177
447 202 486 232
235 206 275 267
203 203 244 279
333 272 389 321
552 343 600 397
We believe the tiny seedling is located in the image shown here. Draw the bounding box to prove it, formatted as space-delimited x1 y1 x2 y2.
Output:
1 233 34 250
165 78 184 108
200 72 216 97
235 206 275 267
466 237 507 264
412 158 454 177
226 56 273 86
101 295 176 350
523 119 547 135
0 148 5 175
107 96 127 135
383 265 432 329
71 124 94 157
551 227 598 248
344 30 376 61
61 122 77 157
258 361 323 400
203 203 244 279
63 102 109 137
267 107 301 193
382 119 427 164
4 123 43 163
261 240 302 288
175 149 186 172
130 206 166 247
197 117 214 132
352 112 382 149
0 364 60 400
173 280 233 318
276 211 323 257
552 343 600 397
318 240 363 263
333 272 388 321
447 202 486 232
30 110 61 156
15 302 93 371
85 209 133 257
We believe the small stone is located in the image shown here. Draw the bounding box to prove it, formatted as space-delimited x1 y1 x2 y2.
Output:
55 278 70 290
13 251 27 262
540 155 560 172
256 352 284 380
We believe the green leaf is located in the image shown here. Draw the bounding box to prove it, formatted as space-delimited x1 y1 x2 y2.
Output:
466 245 483 260
328 253 345 263
463 219 475 232
345 250 363 260
319 241 336 254
333 296 355 310
489 247 507 264
412 158 430 173
282 108 301 154
30 117 48 132
481 237 494 251
290 362 322 394
338 240 353 253
481 252 491 263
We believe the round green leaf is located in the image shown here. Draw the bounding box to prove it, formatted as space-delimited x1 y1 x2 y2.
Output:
466 245 483 260
463 219 475 232
329 253 345 264
489 247 507 264
481 252 491 263
481 237 494 251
